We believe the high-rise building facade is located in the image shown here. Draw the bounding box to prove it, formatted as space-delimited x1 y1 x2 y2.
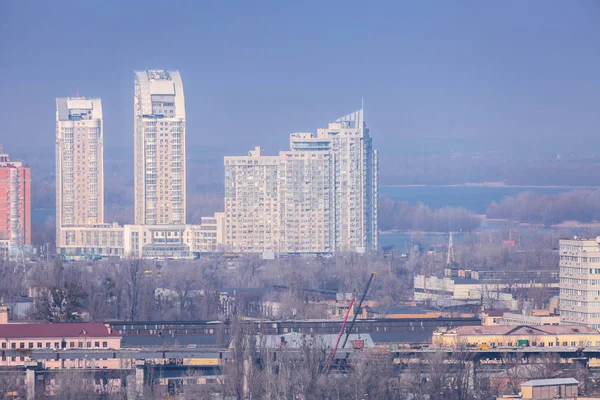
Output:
55 98 104 237
224 109 378 254
0 146 31 247
279 147 334 253
134 70 186 225
559 237 600 329
291 110 378 251
224 147 280 253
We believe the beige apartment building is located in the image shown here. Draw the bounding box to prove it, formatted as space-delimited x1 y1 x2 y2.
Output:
55 98 104 240
134 70 186 225
279 149 333 253
559 237 600 328
224 147 280 253
57 223 124 257
224 109 378 254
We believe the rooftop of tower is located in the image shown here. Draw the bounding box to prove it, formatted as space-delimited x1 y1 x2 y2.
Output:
56 97 102 121
146 69 171 81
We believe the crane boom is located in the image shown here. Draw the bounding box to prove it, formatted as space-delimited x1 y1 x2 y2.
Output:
324 297 355 374
339 272 376 352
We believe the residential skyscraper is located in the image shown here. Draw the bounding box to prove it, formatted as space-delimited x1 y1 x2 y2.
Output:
55 98 104 235
0 146 31 247
292 109 378 251
224 109 378 254
134 70 186 225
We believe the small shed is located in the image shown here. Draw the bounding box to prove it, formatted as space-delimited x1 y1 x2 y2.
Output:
520 378 578 399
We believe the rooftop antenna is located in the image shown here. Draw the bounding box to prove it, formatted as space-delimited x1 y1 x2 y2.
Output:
76 87 79 98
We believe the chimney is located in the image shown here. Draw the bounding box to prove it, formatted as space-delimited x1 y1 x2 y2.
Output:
0 305 9 324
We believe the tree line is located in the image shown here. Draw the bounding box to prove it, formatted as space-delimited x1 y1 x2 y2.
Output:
486 190 600 226
379 198 482 232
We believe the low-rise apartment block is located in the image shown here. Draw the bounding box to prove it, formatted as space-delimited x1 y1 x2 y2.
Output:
57 214 224 259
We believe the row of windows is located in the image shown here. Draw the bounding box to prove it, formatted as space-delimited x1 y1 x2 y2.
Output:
561 288 600 297
478 341 593 347
1 340 108 349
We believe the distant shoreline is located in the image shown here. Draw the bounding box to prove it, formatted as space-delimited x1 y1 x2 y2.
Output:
381 183 600 189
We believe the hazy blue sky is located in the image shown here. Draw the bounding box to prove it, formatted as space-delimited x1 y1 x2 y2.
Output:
1 1 598 159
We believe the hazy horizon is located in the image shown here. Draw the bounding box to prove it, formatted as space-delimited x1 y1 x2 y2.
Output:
1 1 599 161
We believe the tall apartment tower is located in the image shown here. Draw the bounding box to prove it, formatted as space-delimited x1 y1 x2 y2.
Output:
134 70 186 225
55 98 104 235
293 109 378 251
224 109 378 254
0 146 31 246
559 237 600 329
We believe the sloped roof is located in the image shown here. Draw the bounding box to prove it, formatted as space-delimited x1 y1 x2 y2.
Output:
521 378 578 387
236 332 375 349
448 325 599 336
0 323 120 339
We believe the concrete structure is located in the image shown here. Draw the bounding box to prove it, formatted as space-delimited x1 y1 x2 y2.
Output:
0 146 31 248
559 237 600 328
192 212 225 252
480 310 507 326
445 265 559 284
224 109 378 254
433 325 600 348
134 70 186 225
55 98 104 241
414 275 515 307
519 378 578 399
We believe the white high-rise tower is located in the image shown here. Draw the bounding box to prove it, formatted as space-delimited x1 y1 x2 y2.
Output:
55 97 105 234
134 70 186 225
300 109 378 251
